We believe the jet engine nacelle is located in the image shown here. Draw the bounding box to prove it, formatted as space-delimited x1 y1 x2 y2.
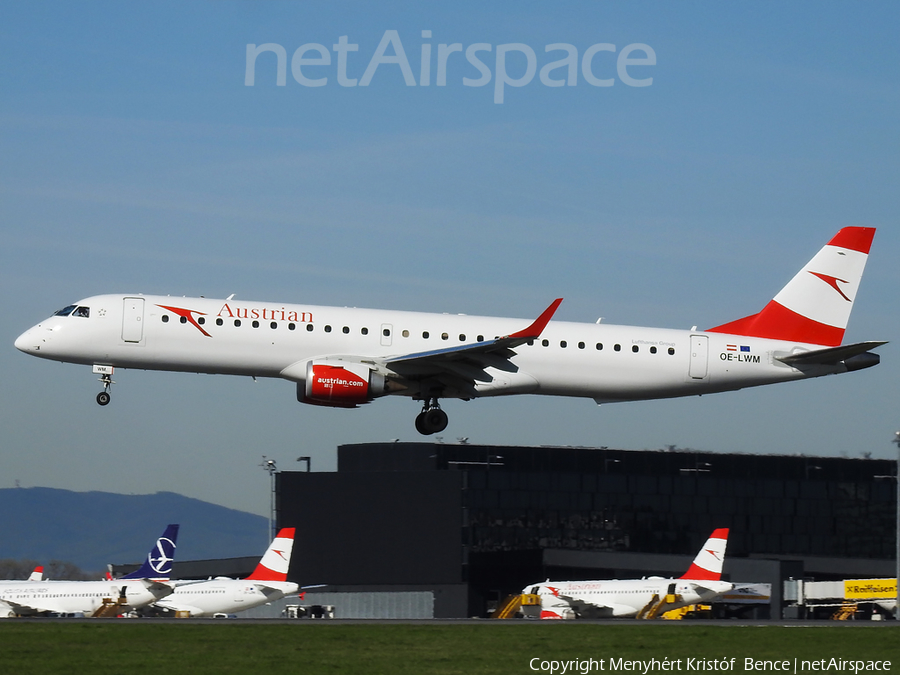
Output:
297 360 387 408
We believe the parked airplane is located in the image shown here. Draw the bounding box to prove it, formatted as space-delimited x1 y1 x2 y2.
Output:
0 524 178 618
146 527 299 617
0 566 46 585
525 528 732 619
15 227 883 435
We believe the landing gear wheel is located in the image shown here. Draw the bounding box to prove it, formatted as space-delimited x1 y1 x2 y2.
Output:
96 370 114 406
414 401 448 435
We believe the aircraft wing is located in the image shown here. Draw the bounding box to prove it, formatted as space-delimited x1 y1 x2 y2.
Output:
141 579 175 599
544 590 614 616
384 299 563 394
0 596 52 614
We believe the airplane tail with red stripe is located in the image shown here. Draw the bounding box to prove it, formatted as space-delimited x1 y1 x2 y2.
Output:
680 528 729 581
245 527 295 582
708 227 875 347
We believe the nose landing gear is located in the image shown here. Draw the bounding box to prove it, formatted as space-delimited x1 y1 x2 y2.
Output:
93 365 114 406
415 398 448 435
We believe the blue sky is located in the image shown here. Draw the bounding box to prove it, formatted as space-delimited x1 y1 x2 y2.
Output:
1 2 898 519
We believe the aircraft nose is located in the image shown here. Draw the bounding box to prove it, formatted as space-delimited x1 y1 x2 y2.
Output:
15 327 41 353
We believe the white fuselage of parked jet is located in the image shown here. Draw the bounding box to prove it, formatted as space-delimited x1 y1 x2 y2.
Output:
151 578 299 617
527 577 734 620
0 579 172 617
525 528 733 619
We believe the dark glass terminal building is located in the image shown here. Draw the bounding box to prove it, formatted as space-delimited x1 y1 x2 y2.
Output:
277 442 896 618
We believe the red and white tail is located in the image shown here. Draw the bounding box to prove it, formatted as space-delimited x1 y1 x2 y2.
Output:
245 527 295 582
28 566 44 582
680 528 729 581
708 227 875 347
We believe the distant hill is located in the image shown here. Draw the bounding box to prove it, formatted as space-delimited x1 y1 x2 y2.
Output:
0 487 269 573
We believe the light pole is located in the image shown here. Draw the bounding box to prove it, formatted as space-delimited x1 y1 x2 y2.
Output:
260 456 278 541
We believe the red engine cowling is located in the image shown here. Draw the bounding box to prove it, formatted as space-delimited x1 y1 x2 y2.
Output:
299 361 386 407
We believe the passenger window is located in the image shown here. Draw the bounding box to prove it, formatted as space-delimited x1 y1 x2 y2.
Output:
402 330 409 338
423 331 430 339
342 326 350 334
162 315 169 323
632 345 639 353
234 319 242 327
307 324 314 332
271 322 277 329
216 318 223 326
361 327 369 335
252 320 259 328
614 344 621 351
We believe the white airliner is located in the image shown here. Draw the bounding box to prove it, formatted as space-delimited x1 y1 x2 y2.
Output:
0 524 178 617
525 528 732 619
148 527 299 617
15 227 883 434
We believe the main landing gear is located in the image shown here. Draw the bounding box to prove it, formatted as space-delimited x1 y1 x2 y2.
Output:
415 398 448 436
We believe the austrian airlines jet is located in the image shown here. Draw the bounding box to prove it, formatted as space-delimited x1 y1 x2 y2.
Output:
147 528 299 617
14 227 883 435
525 528 732 619
0 524 178 617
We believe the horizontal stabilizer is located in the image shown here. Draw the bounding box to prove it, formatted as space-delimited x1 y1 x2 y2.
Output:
776 341 887 366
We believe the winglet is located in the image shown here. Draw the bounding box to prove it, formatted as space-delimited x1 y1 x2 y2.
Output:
507 299 563 341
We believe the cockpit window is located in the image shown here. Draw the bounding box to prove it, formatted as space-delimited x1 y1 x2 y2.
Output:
53 305 77 317
72 306 90 318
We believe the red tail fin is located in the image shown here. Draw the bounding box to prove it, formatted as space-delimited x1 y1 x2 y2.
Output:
680 528 729 581
708 227 874 347
245 527 296 582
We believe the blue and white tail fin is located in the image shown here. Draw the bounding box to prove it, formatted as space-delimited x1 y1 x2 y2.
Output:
121 524 179 580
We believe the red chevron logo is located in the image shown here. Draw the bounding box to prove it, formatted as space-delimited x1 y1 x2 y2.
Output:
808 272 851 302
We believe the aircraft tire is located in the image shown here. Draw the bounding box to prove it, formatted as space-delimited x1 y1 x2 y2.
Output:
96 392 111 406
415 409 448 435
